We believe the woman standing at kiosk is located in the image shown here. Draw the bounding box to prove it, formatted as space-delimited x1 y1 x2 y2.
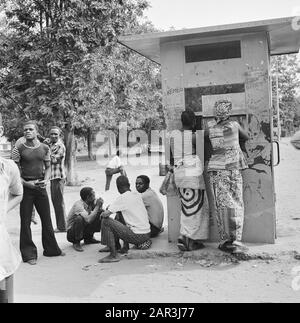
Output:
206 99 249 253
171 110 209 251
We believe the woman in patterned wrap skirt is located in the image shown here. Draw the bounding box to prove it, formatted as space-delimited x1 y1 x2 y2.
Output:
170 110 209 251
205 99 249 254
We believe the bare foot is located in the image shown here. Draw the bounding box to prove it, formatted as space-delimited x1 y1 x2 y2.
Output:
27 259 37 265
98 255 121 263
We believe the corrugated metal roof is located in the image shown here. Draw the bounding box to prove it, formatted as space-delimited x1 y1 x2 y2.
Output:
119 17 300 64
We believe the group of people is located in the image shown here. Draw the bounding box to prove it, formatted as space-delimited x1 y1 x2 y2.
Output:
0 117 165 301
10 120 165 264
170 99 249 254
1 98 248 301
66 174 164 264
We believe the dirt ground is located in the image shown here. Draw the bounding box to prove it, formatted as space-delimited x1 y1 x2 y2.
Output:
5 137 300 303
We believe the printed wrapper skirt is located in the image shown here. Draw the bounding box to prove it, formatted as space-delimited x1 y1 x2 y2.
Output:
178 188 209 241
208 169 244 243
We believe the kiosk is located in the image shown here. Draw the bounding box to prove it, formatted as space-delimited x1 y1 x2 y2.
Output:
119 17 300 243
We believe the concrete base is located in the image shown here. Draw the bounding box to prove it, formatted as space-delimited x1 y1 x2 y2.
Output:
124 230 300 262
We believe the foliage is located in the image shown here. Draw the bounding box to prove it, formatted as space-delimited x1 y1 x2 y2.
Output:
271 54 300 131
0 0 165 183
1 0 152 138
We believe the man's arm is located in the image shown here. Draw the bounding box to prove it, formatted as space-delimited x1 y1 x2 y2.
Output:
36 160 51 188
238 123 249 141
44 160 51 182
37 145 51 187
86 199 103 223
51 143 66 164
11 146 37 189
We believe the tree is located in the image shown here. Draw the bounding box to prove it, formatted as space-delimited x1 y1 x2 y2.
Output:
271 54 300 136
62 20 163 159
0 0 151 184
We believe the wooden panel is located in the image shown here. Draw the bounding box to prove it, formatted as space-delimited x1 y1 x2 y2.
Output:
242 33 276 243
184 83 245 115
183 58 245 87
161 42 185 131
202 92 246 116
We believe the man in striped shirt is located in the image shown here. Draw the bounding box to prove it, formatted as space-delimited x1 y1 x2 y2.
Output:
48 127 67 233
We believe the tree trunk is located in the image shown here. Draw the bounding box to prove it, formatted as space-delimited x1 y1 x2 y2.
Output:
64 123 79 186
87 127 94 160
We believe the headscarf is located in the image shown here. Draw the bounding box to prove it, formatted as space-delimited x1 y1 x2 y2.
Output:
214 99 232 123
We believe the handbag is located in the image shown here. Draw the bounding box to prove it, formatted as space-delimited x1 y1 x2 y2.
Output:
173 155 205 189
159 171 177 196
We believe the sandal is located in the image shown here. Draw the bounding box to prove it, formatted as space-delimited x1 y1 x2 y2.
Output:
218 241 236 253
177 236 188 251
135 239 152 250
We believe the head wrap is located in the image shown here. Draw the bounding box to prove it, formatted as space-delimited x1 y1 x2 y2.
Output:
214 99 232 122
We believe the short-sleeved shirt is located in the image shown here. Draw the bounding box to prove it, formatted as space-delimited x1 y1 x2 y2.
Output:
12 142 50 180
141 188 164 229
0 158 23 281
106 156 122 169
67 200 95 230
207 121 248 171
108 191 150 234
50 140 66 180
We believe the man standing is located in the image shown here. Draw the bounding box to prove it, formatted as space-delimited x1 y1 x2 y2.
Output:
105 150 126 191
49 127 67 232
11 120 65 265
0 115 23 303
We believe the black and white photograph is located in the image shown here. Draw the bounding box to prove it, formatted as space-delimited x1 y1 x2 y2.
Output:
0 0 300 306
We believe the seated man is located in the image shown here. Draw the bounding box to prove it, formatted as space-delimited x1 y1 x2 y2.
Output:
99 176 151 263
67 187 103 252
136 175 164 238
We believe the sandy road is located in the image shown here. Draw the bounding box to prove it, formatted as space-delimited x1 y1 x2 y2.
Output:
5 137 300 303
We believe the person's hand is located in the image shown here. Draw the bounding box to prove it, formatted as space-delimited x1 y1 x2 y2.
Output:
51 156 57 164
35 180 47 189
22 180 36 190
96 197 104 208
